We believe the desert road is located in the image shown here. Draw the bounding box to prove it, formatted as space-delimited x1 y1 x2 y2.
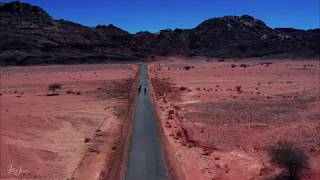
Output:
125 64 166 180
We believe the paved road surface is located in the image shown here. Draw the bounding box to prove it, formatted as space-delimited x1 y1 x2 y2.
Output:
125 64 166 180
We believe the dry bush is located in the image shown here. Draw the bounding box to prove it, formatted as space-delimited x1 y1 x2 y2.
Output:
269 141 308 180
240 64 248 68
184 66 191 70
47 83 62 96
180 86 188 91
235 86 242 93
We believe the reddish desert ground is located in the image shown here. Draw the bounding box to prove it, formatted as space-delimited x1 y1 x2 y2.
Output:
0 64 138 179
149 57 320 180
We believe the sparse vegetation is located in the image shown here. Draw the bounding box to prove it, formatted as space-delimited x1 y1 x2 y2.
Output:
66 90 74 94
235 86 242 93
151 78 181 101
180 86 188 91
84 138 90 143
66 90 82 95
47 83 62 96
240 64 248 68
269 141 308 180
184 66 192 70
149 60 319 179
184 66 190 70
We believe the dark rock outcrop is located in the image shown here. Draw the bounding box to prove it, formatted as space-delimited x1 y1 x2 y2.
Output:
133 15 319 58
0 1 141 65
0 1 319 66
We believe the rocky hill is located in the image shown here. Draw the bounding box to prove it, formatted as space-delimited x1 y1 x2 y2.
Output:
136 15 319 58
0 1 141 65
0 1 319 65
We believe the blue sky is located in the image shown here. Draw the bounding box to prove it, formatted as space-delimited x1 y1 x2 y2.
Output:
1 0 319 33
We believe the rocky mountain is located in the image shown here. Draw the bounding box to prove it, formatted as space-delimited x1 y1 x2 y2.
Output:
0 1 141 65
0 1 319 65
135 15 319 58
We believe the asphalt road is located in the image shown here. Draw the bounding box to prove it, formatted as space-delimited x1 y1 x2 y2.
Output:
125 64 166 180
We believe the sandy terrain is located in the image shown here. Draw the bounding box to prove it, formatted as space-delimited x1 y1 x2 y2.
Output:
148 57 320 180
0 64 138 179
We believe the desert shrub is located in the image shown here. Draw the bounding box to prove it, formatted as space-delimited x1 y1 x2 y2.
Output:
180 86 188 91
48 83 62 96
240 64 248 68
269 141 308 180
84 138 90 143
184 66 191 70
231 64 237 68
235 86 242 93
66 90 74 94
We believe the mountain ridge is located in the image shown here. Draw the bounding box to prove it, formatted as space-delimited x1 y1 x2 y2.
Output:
0 1 319 66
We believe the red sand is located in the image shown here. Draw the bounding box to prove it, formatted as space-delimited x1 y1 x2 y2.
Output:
149 57 320 180
0 64 137 179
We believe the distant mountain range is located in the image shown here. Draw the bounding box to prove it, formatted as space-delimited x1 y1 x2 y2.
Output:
0 1 319 65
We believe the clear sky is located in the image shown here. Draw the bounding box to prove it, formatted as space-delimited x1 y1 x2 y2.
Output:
1 0 319 33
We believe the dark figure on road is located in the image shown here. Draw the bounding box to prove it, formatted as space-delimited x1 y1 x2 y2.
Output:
144 88 147 94
138 84 141 94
